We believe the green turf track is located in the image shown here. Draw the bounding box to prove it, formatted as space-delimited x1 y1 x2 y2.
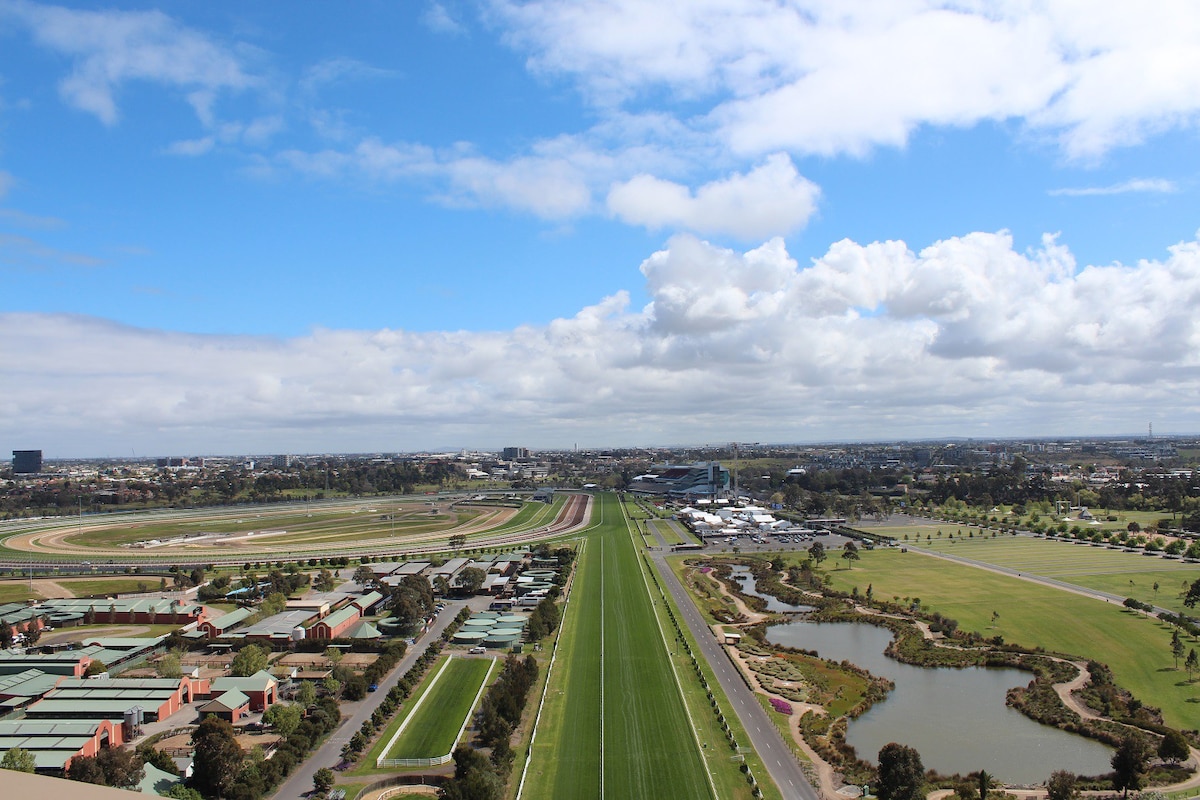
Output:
523 493 712 799
388 656 494 759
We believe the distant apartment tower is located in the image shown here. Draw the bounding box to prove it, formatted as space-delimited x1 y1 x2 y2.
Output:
156 457 189 468
272 454 293 468
502 447 530 460
12 450 43 474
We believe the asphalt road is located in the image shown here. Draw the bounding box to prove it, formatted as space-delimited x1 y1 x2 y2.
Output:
271 598 470 800
648 549 820 800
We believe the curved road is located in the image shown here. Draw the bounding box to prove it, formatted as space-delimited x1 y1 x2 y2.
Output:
649 549 820 800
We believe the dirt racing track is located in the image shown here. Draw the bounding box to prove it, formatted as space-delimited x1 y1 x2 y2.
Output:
0 492 593 567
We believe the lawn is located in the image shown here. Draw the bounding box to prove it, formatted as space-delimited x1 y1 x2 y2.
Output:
0 582 39 603
816 548 1200 730
521 493 714 800
386 656 494 760
858 531 1200 615
521 516 602 797
56 577 159 596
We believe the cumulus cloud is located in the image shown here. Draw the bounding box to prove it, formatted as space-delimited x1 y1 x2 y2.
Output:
608 153 819 239
1048 178 1178 197
490 0 1200 159
2 0 254 126
5 230 1200 454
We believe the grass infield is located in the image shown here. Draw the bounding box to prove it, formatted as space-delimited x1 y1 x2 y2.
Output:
386 656 494 760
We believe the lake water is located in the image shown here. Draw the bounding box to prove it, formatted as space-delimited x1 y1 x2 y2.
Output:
766 620 1114 784
728 566 815 613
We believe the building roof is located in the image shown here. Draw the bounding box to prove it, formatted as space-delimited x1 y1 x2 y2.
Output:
353 591 383 610
310 604 358 632
204 606 254 631
211 670 276 694
4 770 141 798
0 668 59 697
346 621 381 639
200 689 249 713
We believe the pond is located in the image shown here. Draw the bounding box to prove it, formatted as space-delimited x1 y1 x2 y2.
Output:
728 565 815 613
767 619 1113 784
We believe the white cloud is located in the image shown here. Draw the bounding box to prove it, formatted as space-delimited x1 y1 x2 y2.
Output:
3 0 254 125
608 153 819 239
164 137 215 157
0 232 105 268
299 57 398 95
490 0 1200 159
1049 178 1178 197
423 2 467 36
6 229 1200 454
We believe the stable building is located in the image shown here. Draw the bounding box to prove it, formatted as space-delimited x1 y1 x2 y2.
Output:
209 670 277 712
198 606 254 638
0 718 125 772
307 605 361 639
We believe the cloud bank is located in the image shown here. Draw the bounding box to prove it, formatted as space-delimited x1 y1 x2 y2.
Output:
5 229 1199 455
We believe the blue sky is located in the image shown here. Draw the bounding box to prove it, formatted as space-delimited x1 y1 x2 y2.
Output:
3 1 1200 457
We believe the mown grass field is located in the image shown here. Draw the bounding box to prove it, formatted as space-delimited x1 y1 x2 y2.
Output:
814 548 1200 729
387 656 494 760
56 577 160 596
522 493 713 799
0 583 39 603
896 534 1200 614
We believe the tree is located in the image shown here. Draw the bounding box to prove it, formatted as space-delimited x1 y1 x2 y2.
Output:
458 566 486 595
313 767 335 795
876 743 925 800
1046 771 1078 800
842 541 860 569
68 747 143 788
324 646 343 667
1110 735 1152 798
1185 578 1200 608
1 746 36 773
260 592 286 616
191 715 244 798
449 533 467 552
296 680 317 707
158 652 182 678
84 659 108 677
1172 629 1186 669
976 770 995 800
231 644 268 677
1159 729 1190 764
353 564 377 587
314 568 336 592
1186 648 1198 681
809 541 826 567
263 702 302 737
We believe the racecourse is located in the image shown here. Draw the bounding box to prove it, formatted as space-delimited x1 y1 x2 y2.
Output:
521 492 715 799
0 493 591 565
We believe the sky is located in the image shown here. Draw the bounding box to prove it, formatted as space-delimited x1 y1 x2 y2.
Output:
2 0 1200 458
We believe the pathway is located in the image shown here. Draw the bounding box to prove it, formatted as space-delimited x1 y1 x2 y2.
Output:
649 550 821 800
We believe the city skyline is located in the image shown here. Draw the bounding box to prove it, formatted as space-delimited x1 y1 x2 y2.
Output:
3 2 1200 456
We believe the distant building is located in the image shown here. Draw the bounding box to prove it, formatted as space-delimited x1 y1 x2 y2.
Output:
12 450 42 474
155 457 188 468
502 447 530 460
627 462 730 499
272 454 293 468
